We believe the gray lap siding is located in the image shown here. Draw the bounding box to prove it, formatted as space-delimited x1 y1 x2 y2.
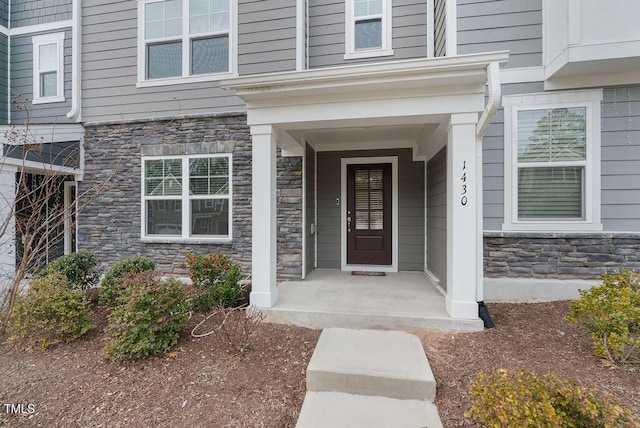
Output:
79 114 303 281
482 85 640 279
316 148 425 271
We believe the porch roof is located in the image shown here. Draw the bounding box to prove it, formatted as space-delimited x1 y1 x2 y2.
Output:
221 51 509 102
220 52 508 158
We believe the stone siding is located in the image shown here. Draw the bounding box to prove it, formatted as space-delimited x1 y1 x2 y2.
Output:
79 114 303 281
484 232 640 279
277 154 303 280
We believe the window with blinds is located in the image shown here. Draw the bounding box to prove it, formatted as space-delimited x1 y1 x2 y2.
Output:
355 169 384 230
516 107 587 220
142 155 231 239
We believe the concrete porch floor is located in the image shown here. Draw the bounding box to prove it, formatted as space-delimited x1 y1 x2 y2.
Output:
262 269 484 332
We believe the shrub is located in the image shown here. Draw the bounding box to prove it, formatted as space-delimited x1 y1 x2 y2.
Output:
6 274 93 350
192 306 265 353
104 272 188 362
99 256 156 307
182 253 243 312
567 269 640 364
36 252 100 290
466 368 637 427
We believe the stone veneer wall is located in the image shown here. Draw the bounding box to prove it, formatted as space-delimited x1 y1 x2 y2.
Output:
79 114 303 281
484 232 640 279
277 153 303 280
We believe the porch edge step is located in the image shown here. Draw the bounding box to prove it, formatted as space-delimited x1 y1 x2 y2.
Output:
263 307 484 332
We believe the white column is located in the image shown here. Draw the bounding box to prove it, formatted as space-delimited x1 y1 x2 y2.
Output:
250 125 279 307
446 114 479 319
0 166 17 295
475 135 484 302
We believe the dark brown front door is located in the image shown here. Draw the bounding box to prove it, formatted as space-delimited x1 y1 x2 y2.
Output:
347 163 392 265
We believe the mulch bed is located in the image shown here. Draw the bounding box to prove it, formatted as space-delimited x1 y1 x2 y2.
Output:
1 301 638 427
419 301 640 427
0 307 320 427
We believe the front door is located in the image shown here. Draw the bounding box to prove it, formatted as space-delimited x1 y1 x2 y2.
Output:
347 163 392 265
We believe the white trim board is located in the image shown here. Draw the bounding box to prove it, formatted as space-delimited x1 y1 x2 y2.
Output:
340 156 399 273
9 20 73 36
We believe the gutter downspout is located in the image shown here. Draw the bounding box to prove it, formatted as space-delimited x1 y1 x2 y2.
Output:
475 61 501 327
66 0 81 122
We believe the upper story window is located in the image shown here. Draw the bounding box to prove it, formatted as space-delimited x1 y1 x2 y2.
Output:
138 0 236 87
141 154 232 241
503 90 603 231
32 33 65 104
345 0 393 60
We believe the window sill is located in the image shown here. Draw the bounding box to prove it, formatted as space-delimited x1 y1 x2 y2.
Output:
344 49 394 60
140 237 233 245
136 72 238 88
32 96 65 105
502 222 603 232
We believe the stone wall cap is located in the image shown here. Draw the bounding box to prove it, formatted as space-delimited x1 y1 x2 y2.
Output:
484 231 640 239
84 111 248 127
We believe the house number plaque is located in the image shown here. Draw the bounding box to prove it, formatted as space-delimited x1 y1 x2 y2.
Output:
460 160 468 206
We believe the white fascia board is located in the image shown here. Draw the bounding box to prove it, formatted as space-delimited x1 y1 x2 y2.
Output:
9 20 73 36
0 124 85 144
1 157 80 175
246 91 486 127
220 51 509 97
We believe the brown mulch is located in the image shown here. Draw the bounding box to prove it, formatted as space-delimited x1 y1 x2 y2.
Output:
0 307 320 427
1 301 639 427
418 301 640 427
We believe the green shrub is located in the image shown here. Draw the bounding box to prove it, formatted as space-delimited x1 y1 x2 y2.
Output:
104 272 188 362
182 253 243 312
99 256 156 307
7 274 93 350
466 368 637 427
567 269 640 364
36 252 100 290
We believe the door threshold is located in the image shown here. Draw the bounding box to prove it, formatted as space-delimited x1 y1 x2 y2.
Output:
342 264 398 273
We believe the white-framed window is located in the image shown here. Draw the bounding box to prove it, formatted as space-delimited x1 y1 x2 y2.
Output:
344 0 393 59
32 33 65 104
137 0 237 87
503 90 603 231
141 154 232 240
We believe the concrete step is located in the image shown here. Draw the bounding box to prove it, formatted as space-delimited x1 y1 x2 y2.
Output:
265 307 484 332
306 328 436 401
296 391 443 428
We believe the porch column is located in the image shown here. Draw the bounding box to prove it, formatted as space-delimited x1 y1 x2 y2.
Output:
0 166 17 294
250 125 279 307
446 113 479 318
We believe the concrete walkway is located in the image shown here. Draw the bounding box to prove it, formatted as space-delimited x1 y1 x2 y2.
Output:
296 328 443 428
265 269 483 332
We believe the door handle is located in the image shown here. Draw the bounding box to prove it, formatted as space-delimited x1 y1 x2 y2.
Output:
347 216 352 232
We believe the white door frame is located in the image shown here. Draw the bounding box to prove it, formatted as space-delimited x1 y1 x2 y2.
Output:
340 156 398 272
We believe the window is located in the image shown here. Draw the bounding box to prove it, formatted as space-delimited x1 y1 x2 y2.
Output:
142 155 232 240
345 0 393 59
138 0 236 86
32 33 65 104
503 90 603 231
